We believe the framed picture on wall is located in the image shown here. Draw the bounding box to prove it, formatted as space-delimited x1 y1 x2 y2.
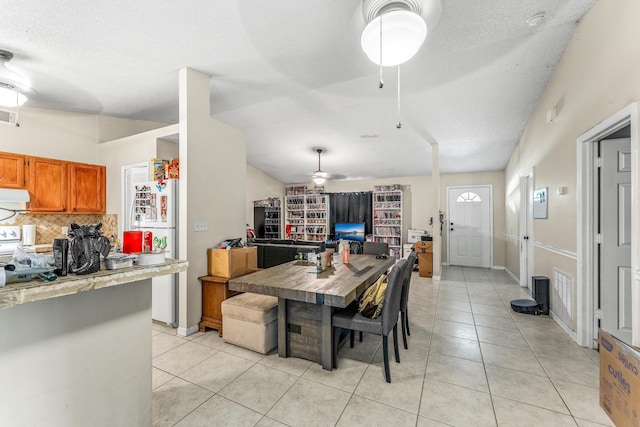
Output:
533 187 548 219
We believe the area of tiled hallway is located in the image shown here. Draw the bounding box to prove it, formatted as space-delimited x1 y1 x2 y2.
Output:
151 266 611 427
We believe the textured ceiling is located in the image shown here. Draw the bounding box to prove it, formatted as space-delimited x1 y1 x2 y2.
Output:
1 0 597 184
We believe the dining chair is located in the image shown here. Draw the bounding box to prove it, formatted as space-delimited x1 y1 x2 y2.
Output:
332 258 408 383
349 241 362 254
362 241 388 255
400 251 417 349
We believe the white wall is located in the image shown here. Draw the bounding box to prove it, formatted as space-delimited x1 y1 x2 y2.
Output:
1 107 102 163
316 170 506 267
96 124 179 232
0 106 166 163
178 68 246 333
245 164 285 235
504 0 640 341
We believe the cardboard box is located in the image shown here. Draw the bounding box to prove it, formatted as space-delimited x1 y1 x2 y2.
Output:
599 329 640 427
207 247 257 278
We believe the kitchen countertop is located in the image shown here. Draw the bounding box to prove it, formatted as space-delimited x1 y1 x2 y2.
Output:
0 258 188 310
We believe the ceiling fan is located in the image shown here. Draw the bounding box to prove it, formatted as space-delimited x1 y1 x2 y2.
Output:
312 148 328 185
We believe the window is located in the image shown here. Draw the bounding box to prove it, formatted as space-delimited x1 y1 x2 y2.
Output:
456 192 481 203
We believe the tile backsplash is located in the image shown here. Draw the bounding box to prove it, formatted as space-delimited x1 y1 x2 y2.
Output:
12 213 117 244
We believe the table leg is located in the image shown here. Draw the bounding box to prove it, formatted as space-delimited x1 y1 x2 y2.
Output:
278 298 287 358
321 305 333 370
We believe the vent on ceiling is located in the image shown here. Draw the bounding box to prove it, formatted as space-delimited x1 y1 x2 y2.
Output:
0 108 17 126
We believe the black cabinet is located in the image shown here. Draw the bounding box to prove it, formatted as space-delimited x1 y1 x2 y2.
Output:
254 206 280 239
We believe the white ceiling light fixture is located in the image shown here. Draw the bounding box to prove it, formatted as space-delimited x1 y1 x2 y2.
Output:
361 0 427 66
312 148 328 185
0 49 29 108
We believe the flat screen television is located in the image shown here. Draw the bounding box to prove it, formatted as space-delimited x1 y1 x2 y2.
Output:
334 222 365 242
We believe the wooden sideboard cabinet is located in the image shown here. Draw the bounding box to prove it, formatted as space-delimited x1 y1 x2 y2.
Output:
198 275 242 336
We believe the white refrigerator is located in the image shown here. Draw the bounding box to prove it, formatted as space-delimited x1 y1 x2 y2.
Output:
128 178 178 325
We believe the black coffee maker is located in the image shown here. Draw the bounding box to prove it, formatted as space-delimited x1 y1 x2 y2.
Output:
68 223 111 275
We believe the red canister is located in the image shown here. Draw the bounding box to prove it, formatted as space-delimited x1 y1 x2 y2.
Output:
122 231 143 254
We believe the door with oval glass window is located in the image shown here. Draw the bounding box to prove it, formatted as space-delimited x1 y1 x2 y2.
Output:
447 186 492 268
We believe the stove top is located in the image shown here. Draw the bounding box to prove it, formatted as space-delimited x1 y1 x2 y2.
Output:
0 226 35 256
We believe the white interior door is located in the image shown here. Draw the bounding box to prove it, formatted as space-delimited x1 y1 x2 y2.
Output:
519 172 535 289
447 186 492 268
599 138 632 344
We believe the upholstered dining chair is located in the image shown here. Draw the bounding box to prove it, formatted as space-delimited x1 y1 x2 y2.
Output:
332 258 408 383
400 251 418 349
349 241 362 254
362 241 388 255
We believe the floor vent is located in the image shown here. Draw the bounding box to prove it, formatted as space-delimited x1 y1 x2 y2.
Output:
552 267 573 329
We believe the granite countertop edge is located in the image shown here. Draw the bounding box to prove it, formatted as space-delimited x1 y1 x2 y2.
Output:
0 258 188 310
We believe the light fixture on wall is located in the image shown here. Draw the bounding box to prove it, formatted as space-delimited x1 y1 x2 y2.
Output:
312 148 328 185
0 49 29 108
360 0 427 67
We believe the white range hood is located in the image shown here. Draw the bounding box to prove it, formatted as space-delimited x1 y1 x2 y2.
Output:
0 189 29 202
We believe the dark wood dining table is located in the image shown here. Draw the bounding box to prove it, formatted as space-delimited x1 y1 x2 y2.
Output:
228 254 395 370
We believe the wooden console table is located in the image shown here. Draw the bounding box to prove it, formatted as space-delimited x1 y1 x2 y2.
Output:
198 275 242 336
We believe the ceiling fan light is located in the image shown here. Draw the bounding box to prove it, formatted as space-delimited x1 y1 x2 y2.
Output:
312 175 326 185
0 85 27 108
361 10 427 66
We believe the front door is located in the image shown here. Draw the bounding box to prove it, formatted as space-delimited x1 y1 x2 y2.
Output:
599 138 633 344
447 186 492 268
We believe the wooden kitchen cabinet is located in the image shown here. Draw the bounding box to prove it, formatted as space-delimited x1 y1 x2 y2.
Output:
69 162 106 213
198 275 242 336
0 151 25 189
21 155 106 214
26 156 68 213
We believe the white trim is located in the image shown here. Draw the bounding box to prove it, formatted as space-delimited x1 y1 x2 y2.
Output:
635 270 640 280
491 266 505 270
432 275 441 281
505 267 519 284
577 102 638 348
504 232 519 241
177 324 199 337
446 184 493 269
533 241 577 260
550 310 578 341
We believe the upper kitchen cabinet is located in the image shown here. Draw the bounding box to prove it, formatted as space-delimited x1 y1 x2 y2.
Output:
69 162 106 213
27 157 68 213
0 151 26 189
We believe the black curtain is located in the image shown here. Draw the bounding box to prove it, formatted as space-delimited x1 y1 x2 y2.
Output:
328 192 373 238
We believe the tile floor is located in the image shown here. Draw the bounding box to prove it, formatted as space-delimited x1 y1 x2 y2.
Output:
151 266 613 427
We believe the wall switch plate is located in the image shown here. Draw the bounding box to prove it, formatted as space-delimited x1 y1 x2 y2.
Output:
194 220 208 232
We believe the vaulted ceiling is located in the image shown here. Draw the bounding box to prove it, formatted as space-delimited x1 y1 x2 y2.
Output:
1 0 597 183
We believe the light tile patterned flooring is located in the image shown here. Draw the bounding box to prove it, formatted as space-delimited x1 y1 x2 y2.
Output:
152 266 613 427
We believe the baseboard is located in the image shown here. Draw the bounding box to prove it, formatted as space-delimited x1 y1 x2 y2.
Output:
504 268 519 285
550 310 579 344
432 275 441 281
177 324 199 337
491 265 505 270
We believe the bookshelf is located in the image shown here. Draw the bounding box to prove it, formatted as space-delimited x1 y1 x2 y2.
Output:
373 185 402 259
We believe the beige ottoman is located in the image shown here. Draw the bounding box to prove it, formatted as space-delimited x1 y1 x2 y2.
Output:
221 293 278 354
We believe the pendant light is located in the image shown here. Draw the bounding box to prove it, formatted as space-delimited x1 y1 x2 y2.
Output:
312 148 328 185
